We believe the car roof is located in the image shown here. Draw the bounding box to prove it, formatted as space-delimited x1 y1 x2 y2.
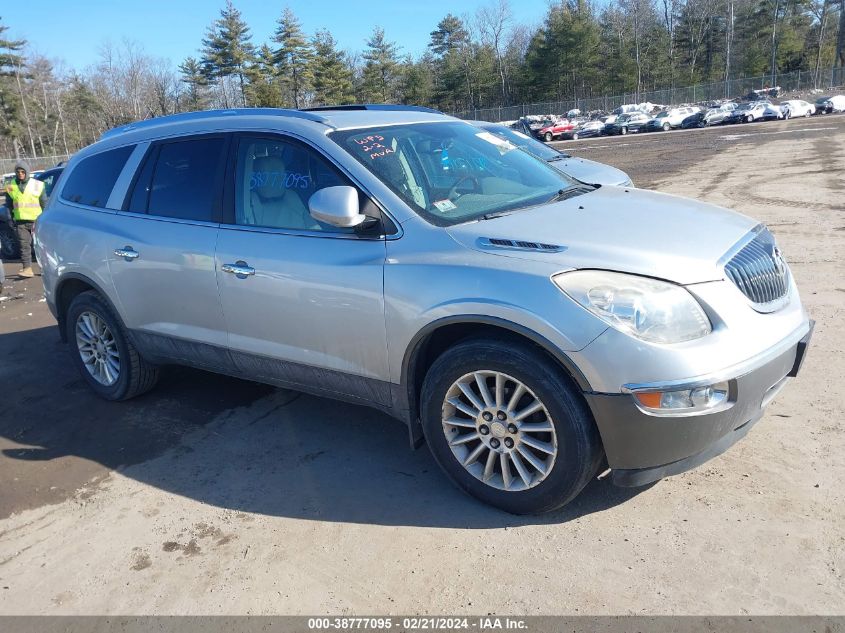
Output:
95 108 459 149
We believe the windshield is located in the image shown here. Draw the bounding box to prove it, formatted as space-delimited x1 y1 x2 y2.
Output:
331 122 580 226
480 125 560 161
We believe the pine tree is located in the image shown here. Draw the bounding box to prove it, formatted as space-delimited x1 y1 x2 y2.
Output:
311 29 354 105
401 55 434 105
245 44 285 107
0 18 28 156
0 17 25 75
273 7 313 108
428 14 473 110
178 57 209 111
200 1 256 106
361 27 401 103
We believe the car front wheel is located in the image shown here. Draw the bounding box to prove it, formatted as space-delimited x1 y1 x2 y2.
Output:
571 132 579 140
66 291 159 401
420 338 603 514
662 122 671 131
544 132 553 142
620 127 628 135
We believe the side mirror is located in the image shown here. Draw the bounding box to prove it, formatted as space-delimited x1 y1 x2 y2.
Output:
308 186 366 228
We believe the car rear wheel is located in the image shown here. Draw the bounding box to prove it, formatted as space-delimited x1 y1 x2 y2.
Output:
66 291 159 401
744 115 753 123
420 338 603 514
544 132 553 142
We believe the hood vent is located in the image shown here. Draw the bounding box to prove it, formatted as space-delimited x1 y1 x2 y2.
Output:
480 238 565 253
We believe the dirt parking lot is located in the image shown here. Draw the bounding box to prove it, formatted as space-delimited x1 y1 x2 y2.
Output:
1 115 843 615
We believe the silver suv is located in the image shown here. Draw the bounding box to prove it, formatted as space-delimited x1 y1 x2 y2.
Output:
35 107 813 514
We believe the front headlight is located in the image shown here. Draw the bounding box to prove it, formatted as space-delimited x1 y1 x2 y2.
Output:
552 270 712 344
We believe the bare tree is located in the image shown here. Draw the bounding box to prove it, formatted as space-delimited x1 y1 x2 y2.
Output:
837 0 845 67
477 0 512 104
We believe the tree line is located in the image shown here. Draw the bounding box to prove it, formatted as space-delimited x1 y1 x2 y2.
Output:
1 0 844 160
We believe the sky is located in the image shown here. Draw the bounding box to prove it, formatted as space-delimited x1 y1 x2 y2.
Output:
6 0 553 71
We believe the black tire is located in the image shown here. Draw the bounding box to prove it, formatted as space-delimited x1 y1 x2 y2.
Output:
571 132 579 140
662 122 670 131
544 132 553 142
420 338 603 514
66 290 159 401
620 126 628 135
744 115 753 123
0 222 21 261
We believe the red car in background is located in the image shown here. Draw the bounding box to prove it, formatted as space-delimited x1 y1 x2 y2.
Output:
536 119 575 141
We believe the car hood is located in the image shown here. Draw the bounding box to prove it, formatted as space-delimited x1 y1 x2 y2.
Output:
445 186 758 285
549 156 631 187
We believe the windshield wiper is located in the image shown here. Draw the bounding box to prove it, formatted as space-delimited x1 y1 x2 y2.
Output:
545 186 594 203
479 209 517 220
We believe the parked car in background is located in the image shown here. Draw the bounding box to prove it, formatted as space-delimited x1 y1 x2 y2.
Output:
725 101 769 124
702 103 738 126
780 100 814 119
761 103 785 120
561 120 604 140
644 106 700 132
474 122 633 187
680 111 707 129
34 166 65 198
823 95 845 113
36 106 813 514
603 112 650 135
813 95 834 114
537 119 575 142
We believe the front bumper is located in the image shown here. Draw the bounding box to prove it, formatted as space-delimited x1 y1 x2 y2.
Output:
584 321 814 487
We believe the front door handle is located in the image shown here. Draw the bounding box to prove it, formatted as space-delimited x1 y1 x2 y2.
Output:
221 261 255 278
114 247 139 261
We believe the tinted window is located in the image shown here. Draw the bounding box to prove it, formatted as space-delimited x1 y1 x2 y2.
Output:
147 137 226 222
125 147 159 213
234 136 351 232
61 145 134 208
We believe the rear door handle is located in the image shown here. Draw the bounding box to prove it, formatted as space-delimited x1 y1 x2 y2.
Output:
114 247 139 261
221 261 255 278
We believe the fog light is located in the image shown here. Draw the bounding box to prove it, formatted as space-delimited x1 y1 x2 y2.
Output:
633 381 729 415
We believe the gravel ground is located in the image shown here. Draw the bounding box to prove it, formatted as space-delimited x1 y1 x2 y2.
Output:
0 115 843 615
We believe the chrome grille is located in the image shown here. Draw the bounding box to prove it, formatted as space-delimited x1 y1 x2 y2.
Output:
723 227 789 308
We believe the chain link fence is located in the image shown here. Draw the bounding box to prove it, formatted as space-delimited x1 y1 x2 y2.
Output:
0 154 71 175
455 66 845 122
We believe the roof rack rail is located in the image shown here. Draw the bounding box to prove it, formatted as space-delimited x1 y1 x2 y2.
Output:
301 104 445 115
100 108 329 140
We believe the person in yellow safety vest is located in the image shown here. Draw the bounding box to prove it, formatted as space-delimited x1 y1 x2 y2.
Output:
4 161 46 278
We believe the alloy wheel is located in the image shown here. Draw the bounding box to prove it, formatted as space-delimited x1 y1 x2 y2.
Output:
76 311 120 386
441 371 558 492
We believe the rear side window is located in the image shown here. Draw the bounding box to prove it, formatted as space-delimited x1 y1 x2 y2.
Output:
61 145 134 208
125 136 227 222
